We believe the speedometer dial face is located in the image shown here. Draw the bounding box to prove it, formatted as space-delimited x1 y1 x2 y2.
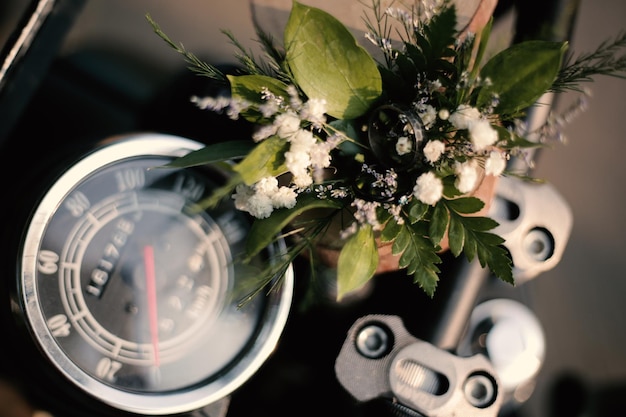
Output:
19 134 293 415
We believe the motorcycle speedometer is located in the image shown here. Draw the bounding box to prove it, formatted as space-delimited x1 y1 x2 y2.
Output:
16 133 293 415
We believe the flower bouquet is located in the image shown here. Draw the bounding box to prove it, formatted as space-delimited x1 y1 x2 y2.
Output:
147 0 626 301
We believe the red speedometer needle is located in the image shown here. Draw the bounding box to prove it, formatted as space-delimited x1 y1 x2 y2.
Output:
143 244 160 367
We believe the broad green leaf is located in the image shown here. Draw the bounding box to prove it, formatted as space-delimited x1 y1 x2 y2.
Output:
245 193 343 258
160 141 255 168
228 74 290 121
477 40 568 115
233 135 289 185
336 225 379 300
284 1 382 119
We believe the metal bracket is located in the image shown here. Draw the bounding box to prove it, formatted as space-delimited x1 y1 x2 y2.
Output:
335 315 503 417
491 175 573 284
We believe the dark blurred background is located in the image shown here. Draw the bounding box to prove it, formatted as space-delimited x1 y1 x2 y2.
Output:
1 1 625 416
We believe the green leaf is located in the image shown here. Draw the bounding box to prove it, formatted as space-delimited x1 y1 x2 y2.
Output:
245 193 343 258
477 40 568 115
493 125 547 149
393 223 442 298
381 216 402 243
442 199 514 285
232 135 289 185
228 74 290 121
408 200 429 223
160 141 255 168
445 196 485 214
336 225 379 300
284 1 382 119
429 201 449 246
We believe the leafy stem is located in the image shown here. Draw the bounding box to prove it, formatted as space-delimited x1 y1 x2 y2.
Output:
552 31 626 93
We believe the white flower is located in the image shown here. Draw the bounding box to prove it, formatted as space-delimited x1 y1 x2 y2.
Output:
423 140 446 164
309 142 332 169
300 98 327 128
285 149 311 174
225 97 250 120
438 108 450 120
191 95 230 112
272 186 298 209
252 124 278 142
352 198 381 229
254 177 279 195
246 193 274 219
232 184 274 218
469 119 498 151
259 100 279 118
396 136 412 156
292 173 313 188
454 160 479 193
275 112 301 138
287 85 302 110
413 171 443 205
485 150 507 176
232 184 255 212
339 222 358 240
417 104 437 129
449 104 481 129
289 129 316 151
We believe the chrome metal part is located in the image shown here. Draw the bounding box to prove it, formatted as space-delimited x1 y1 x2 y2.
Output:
457 299 546 408
490 175 573 284
335 315 502 417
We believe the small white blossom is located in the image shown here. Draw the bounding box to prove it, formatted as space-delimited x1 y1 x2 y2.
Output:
396 136 412 156
485 150 507 176
438 108 450 120
300 98 327 128
469 119 498 151
272 186 298 209
259 100 280 118
449 104 481 129
413 171 443 205
423 140 446 164
252 124 278 142
275 112 301 138
285 150 311 174
246 193 274 219
232 184 255 212
339 222 358 240
287 85 303 110
454 160 479 193
254 177 279 195
292 173 313 188
191 95 230 112
289 129 316 151
225 97 251 120
417 104 437 129
309 142 332 169
352 199 381 229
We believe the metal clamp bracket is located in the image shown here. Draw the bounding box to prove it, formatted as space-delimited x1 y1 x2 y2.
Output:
335 315 502 417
